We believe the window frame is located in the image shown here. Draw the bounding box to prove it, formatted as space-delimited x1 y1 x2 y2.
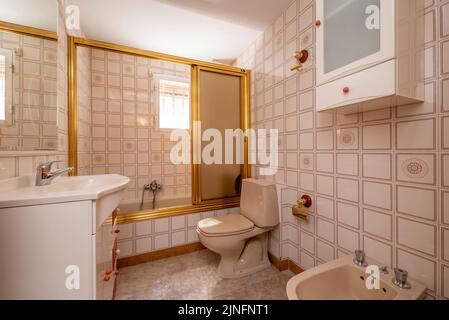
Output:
0 47 14 126
154 74 190 131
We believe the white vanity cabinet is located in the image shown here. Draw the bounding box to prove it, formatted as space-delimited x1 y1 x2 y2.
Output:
0 202 120 300
315 0 425 114
0 174 129 300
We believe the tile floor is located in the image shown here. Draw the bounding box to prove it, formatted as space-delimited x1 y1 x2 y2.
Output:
116 249 293 300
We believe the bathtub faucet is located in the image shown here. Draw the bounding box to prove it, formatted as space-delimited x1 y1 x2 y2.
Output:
144 180 162 192
140 180 162 210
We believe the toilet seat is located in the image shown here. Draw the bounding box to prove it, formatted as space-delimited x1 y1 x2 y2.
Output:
197 214 254 237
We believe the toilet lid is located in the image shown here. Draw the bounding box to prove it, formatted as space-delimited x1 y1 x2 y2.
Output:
197 214 254 236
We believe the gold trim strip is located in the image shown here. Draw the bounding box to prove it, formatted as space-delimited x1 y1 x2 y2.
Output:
190 65 201 205
116 199 239 224
0 21 57 40
68 36 78 175
268 253 304 275
242 70 251 178
73 37 248 74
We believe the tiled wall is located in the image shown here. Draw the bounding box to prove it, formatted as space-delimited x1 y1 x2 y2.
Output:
117 208 239 257
234 0 449 299
0 30 58 150
87 49 191 202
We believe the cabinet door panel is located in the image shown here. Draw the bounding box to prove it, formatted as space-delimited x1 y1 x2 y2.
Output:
324 0 381 73
316 0 395 85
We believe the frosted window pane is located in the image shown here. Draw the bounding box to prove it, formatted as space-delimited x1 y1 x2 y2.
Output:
159 79 189 129
324 0 381 74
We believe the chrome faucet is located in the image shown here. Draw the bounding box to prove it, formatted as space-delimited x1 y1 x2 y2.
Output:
140 180 162 210
145 180 162 192
353 250 368 267
36 161 74 186
392 268 411 289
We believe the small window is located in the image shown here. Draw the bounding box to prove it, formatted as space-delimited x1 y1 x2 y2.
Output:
0 48 13 126
158 78 190 130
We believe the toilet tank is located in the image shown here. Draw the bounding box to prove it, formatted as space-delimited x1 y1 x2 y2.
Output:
240 179 279 228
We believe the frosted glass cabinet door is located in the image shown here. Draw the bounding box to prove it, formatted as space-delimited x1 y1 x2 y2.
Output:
316 0 395 85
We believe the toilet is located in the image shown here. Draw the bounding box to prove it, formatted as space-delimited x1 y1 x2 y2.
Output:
197 179 279 279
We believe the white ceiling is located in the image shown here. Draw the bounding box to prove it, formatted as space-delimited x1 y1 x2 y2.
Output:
0 0 57 31
0 0 293 62
156 0 292 30
70 0 293 62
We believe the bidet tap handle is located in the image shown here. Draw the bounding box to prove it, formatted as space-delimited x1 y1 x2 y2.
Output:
379 266 389 274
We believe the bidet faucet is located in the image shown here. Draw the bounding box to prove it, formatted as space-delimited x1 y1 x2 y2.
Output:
36 161 74 186
353 250 368 267
392 268 411 289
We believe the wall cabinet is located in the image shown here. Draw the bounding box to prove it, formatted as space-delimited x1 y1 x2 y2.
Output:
315 0 425 114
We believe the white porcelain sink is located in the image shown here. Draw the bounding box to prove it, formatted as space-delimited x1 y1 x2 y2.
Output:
0 174 129 221
286 255 426 300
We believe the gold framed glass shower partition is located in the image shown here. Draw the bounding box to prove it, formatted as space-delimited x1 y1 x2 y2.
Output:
191 66 251 206
67 36 250 223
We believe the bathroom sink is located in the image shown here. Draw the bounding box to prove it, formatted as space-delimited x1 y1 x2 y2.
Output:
43 178 94 193
286 255 426 300
0 174 130 209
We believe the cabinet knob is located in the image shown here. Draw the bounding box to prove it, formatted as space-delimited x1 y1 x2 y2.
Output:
111 229 120 234
315 20 321 27
116 249 121 255
343 87 350 94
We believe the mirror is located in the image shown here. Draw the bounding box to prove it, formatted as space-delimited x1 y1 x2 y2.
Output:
0 30 58 151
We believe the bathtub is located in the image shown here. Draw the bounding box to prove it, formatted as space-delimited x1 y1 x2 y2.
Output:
118 197 192 214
